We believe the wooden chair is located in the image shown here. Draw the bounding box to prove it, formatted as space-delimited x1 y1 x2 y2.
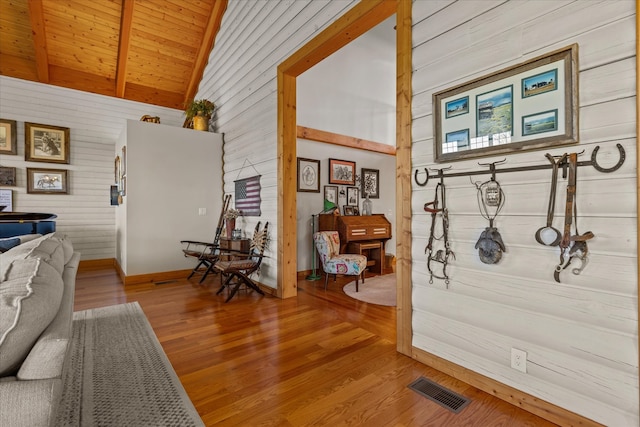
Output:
313 231 367 291
181 194 230 283
214 221 269 302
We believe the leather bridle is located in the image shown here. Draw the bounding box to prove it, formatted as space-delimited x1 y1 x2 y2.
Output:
424 176 454 286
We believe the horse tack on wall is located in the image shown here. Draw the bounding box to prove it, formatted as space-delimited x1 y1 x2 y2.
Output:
433 44 579 162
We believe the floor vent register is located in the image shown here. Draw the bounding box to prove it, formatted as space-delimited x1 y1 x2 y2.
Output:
408 377 471 414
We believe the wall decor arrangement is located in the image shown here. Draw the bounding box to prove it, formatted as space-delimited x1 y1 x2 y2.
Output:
0 167 16 186
0 119 17 155
328 158 356 185
296 157 320 192
25 122 71 164
361 168 379 198
415 143 625 285
27 167 68 194
433 44 578 162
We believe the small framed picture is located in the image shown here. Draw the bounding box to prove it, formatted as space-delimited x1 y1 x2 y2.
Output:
352 206 360 216
329 158 356 185
25 122 70 164
0 119 17 155
522 110 558 136
343 205 355 216
324 185 338 205
0 167 17 186
110 185 119 206
297 157 320 192
347 186 359 206
361 168 380 199
26 167 68 194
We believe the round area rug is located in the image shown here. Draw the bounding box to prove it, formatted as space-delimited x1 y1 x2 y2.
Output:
343 274 396 306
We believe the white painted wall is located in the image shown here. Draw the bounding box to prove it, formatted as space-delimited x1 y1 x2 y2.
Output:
115 120 223 276
296 15 396 272
0 76 184 260
197 0 361 289
198 0 637 425
411 1 637 425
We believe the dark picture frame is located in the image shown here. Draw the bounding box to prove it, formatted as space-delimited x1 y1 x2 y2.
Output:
347 186 359 206
27 167 68 194
297 157 321 192
328 158 356 185
343 205 355 216
361 168 380 199
0 167 17 186
0 119 17 155
25 122 70 164
433 44 578 162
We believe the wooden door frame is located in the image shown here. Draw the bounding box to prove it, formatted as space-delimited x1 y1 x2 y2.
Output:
276 0 413 356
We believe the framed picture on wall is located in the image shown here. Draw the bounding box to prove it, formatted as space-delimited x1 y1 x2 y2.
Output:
324 185 338 205
347 186 359 206
328 158 356 185
0 119 17 155
25 122 71 164
361 168 379 199
27 167 68 194
433 44 578 162
297 157 320 192
0 167 16 186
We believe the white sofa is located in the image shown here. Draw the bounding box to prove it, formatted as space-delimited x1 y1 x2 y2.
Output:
0 233 80 427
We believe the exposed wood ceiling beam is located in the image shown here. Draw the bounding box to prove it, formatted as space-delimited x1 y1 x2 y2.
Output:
116 0 135 98
297 126 396 155
280 0 396 77
27 0 49 83
184 0 228 105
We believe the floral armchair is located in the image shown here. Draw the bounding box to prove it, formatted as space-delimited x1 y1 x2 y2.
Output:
313 231 367 291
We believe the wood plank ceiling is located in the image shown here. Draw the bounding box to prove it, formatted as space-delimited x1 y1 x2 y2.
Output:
0 0 227 109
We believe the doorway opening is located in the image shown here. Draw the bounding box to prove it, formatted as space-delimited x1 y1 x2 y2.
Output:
277 0 412 354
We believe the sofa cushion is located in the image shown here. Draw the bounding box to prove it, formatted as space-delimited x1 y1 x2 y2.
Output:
0 258 64 376
0 233 67 276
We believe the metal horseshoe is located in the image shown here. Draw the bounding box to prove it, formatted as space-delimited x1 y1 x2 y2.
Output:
414 168 429 186
591 143 625 173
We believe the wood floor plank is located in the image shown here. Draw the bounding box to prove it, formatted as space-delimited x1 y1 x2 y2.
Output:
74 267 557 426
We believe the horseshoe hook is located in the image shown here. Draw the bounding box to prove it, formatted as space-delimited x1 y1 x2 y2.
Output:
414 168 429 186
591 143 625 173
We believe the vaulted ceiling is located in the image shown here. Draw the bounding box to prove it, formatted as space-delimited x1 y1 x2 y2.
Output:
0 0 227 110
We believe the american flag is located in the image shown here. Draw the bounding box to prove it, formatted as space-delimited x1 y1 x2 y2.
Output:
234 175 261 216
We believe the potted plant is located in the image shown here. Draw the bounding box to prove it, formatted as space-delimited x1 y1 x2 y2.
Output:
184 99 215 131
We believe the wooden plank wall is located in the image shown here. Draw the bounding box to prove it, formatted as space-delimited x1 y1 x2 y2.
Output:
410 1 637 425
197 0 359 289
0 76 184 260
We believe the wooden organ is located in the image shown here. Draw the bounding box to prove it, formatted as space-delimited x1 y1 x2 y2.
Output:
318 213 391 274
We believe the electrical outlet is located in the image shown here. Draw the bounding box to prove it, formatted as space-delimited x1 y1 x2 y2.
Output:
511 348 527 373
198 208 206 216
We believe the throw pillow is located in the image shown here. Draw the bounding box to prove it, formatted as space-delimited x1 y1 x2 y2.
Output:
0 259 64 376
0 238 20 253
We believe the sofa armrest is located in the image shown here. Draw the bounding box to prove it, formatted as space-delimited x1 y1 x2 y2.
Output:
0 378 61 427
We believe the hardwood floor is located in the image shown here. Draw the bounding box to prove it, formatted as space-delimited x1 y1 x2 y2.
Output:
74 265 556 426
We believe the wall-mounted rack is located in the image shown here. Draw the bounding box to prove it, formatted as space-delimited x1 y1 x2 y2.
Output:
414 144 626 187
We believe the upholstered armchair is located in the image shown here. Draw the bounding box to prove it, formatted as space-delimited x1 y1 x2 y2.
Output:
313 231 367 291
